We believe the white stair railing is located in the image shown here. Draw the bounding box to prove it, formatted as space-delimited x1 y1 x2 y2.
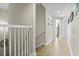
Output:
0 24 32 56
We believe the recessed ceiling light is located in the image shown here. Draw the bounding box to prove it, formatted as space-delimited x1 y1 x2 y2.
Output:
57 10 60 13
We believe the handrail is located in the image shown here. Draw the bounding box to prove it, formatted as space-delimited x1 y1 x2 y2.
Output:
0 24 32 28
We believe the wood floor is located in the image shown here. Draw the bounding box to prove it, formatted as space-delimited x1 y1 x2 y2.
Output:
36 38 71 56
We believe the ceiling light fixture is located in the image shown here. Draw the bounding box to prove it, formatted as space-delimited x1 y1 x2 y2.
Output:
57 10 60 13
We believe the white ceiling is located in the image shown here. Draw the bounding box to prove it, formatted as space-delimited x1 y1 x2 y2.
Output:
0 3 9 10
0 3 76 19
42 3 76 19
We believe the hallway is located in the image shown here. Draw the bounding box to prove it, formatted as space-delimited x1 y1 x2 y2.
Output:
0 3 78 56
36 38 71 56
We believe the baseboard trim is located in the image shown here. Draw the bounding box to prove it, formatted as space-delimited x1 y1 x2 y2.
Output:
67 39 73 56
57 37 73 55
30 51 36 56
36 43 45 48
45 39 54 46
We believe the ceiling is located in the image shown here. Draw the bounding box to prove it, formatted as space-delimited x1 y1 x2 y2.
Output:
0 3 76 19
0 3 9 10
42 3 76 19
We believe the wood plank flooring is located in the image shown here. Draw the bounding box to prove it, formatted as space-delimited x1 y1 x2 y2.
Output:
36 38 71 56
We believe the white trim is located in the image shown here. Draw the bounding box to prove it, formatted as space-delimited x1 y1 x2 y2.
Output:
30 51 36 56
45 39 54 46
33 3 36 56
36 43 45 48
58 37 73 55
0 24 32 28
67 39 73 56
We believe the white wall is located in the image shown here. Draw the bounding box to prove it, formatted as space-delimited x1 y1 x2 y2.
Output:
69 11 79 55
61 17 69 39
46 14 55 45
36 4 46 48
